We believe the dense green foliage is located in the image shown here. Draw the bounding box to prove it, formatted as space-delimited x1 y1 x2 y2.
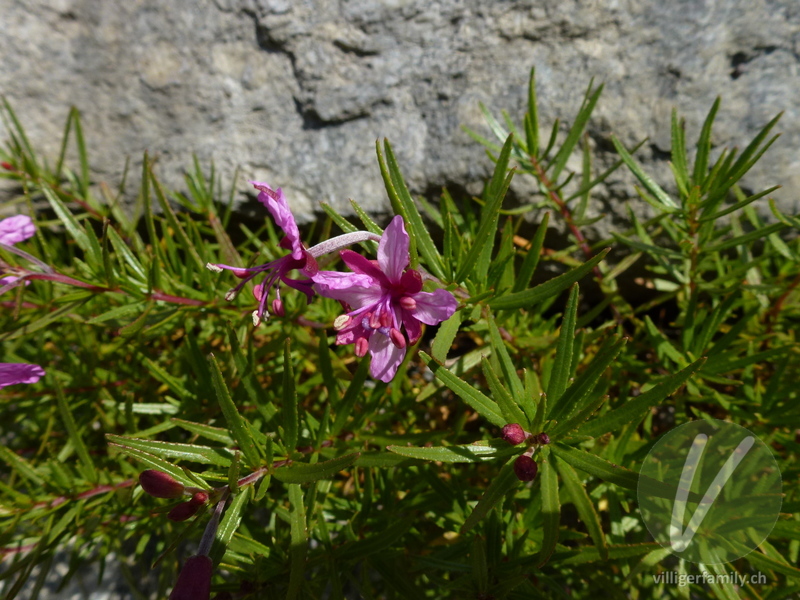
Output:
1 69 799 599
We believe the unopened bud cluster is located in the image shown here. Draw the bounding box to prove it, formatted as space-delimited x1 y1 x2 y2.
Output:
500 424 550 482
138 470 210 521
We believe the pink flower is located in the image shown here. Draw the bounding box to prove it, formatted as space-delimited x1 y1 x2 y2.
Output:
0 215 35 246
313 216 458 382
0 215 36 288
207 182 317 325
0 363 45 388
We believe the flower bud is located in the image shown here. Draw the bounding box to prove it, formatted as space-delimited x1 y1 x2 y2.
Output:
513 455 538 482
139 470 185 499
190 491 209 506
170 555 213 600
272 298 285 317
168 501 202 522
536 432 551 446
501 423 528 445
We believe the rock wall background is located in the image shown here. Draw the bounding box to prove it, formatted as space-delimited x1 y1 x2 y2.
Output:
2 0 799 231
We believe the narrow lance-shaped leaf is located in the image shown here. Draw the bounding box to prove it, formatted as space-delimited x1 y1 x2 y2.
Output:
272 452 360 484
431 309 462 362
577 358 705 438
490 249 609 310
287 484 307 600
611 136 677 209
547 283 579 404
208 353 261 469
555 454 608 560
455 135 515 283
550 82 603 182
537 447 560 567
387 441 519 464
513 211 550 293
421 351 505 427
283 338 299 451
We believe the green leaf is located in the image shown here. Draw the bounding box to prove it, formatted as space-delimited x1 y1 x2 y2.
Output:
547 284 579 404
460 459 519 533
481 357 528 428
272 453 360 484
576 358 705 438
287 484 307 600
555 454 607 560
2 299 89 341
561 543 661 565
387 441 519 463
490 249 609 310
611 136 677 209
551 443 698 502
487 314 526 402
378 140 446 278
693 97 720 186
330 356 370 437
282 338 299 451
337 519 413 560
54 379 96 477
537 447 560 567
526 67 540 158
106 435 234 466
208 353 261 469
548 335 625 433
431 309 462 362
513 212 550 293
670 109 689 197
211 486 252 563
107 444 198 487
454 135 515 283
550 82 603 182
421 351 505 427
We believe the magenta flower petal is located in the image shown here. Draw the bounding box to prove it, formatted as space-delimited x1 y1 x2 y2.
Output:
0 363 45 388
409 289 458 325
368 330 406 382
377 215 409 282
250 182 303 260
340 250 388 284
0 215 35 246
312 271 381 307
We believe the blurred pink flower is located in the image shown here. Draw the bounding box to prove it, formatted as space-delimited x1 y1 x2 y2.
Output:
0 363 45 388
313 216 458 382
0 215 35 246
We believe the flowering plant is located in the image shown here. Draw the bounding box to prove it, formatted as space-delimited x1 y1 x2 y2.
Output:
1 72 799 600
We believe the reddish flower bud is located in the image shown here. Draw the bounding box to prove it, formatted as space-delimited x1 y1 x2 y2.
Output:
1 162 13 171
272 298 285 317
513 455 539 482
170 555 213 600
190 491 209 506
501 423 528 445
168 501 202 522
139 470 185 499
536 432 551 446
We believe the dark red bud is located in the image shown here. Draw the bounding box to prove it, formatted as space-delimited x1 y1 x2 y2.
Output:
168 501 202 522
502 423 527 445
190 491 209 506
170 555 213 600
536 432 551 445
1 162 13 171
513 455 539 482
139 470 185 499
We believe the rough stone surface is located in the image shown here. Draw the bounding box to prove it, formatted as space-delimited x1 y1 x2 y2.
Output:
1 0 798 233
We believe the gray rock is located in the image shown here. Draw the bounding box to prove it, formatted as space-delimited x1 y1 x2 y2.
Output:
1 0 798 233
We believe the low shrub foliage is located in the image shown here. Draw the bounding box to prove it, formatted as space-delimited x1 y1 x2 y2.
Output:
1 69 799 599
